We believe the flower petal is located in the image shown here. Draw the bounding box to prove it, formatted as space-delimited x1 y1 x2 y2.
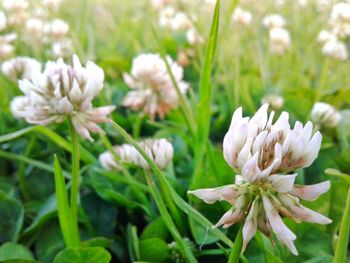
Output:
269 174 297 193
291 181 330 201
188 185 237 205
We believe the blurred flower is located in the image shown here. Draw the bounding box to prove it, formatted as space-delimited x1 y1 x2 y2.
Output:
25 18 44 37
44 19 69 39
186 28 204 45
232 7 252 25
171 12 193 31
0 33 16 59
0 12 7 31
311 102 341 128
2 0 28 12
263 14 286 29
322 40 348 60
317 30 336 44
159 6 175 28
151 0 171 10
1 56 41 81
189 104 331 255
123 53 188 119
261 94 284 110
52 39 74 58
42 0 63 11
269 28 291 55
99 139 174 170
11 55 115 141
329 2 350 37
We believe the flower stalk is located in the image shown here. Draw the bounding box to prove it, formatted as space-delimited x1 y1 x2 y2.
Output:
228 226 243 263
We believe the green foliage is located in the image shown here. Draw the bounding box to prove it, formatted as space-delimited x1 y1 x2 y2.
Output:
53 247 111 263
0 242 35 262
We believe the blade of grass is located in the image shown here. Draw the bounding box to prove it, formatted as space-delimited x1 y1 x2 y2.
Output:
333 186 350 263
227 226 243 263
54 155 80 247
0 126 96 164
192 0 220 187
110 121 233 247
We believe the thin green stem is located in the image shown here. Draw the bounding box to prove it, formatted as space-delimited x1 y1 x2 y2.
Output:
228 226 243 263
68 119 81 245
333 186 350 263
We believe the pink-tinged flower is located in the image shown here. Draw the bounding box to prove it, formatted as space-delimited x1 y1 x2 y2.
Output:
269 28 291 55
262 14 286 29
232 7 252 26
189 104 331 255
2 56 41 81
10 55 115 141
123 53 188 119
99 138 173 170
311 102 342 128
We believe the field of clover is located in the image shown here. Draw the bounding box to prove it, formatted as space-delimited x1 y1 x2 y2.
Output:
0 0 350 262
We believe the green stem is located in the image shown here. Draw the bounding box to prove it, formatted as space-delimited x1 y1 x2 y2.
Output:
228 226 243 263
333 186 350 263
68 119 81 245
144 170 197 263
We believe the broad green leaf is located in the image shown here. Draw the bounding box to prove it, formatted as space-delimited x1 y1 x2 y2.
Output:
81 237 111 248
139 238 169 262
0 242 35 262
0 191 24 242
53 247 111 263
141 217 169 241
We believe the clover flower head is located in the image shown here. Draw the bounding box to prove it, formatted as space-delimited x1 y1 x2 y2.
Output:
0 33 16 59
52 39 74 58
25 18 44 37
232 7 252 26
123 53 188 119
151 0 171 10
99 138 174 170
44 19 69 39
322 39 348 60
317 30 336 44
261 94 284 111
269 28 291 55
311 102 341 128
1 56 41 81
329 2 350 37
189 104 331 255
263 14 286 29
186 28 204 45
10 55 115 141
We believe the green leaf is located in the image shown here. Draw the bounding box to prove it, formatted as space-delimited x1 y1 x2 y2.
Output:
0 192 24 242
228 226 243 263
53 155 79 247
81 237 111 248
139 238 169 262
302 255 333 263
127 224 140 261
192 0 220 187
53 247 111 263
141 217 169 241
255 232 283 263
0 242 35 262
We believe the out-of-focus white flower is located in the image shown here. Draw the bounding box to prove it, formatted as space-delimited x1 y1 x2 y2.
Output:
298 0 309 7
329 2 350 37
189 104 331 255
269 28 291 55
0 33 16 59
159 6 175 28
232 7 252 25
311 102 342 128
52 39 73 58
322 40 348 60
25 18 44 37
10 95 30 118
261 94 284 110
44 19 69 39
171 12 193 31
123 53 188 119
317 30 337 44
1 56 41 81
151 0 171 10
42 0 63 11
0 12 7 32
2 0 28 12
186 28 204 45
263 14 286 29
275 0 285 6
99 139 174 170
11 55 115 141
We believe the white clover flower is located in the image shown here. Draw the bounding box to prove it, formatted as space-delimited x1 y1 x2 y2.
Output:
1 56 41 81
311 102 342 128
186 28 204 45
123 53 188 119
99 139 174 170
159 6 176 28
171 12 193 32
44 19 69 39
189 104 331 255
0 33 16 59
151 0 171 10
262 14 286 29
42 0 63 11
232 7 252 26
269 28 291 55
10 95 30 118
322 40 348 60
261 94 284 111
329 2 350 37
317 30 337 44
25 18 44 37
2 0 29 12
52 39 74 58
10 55 115 141
0 12 7 32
